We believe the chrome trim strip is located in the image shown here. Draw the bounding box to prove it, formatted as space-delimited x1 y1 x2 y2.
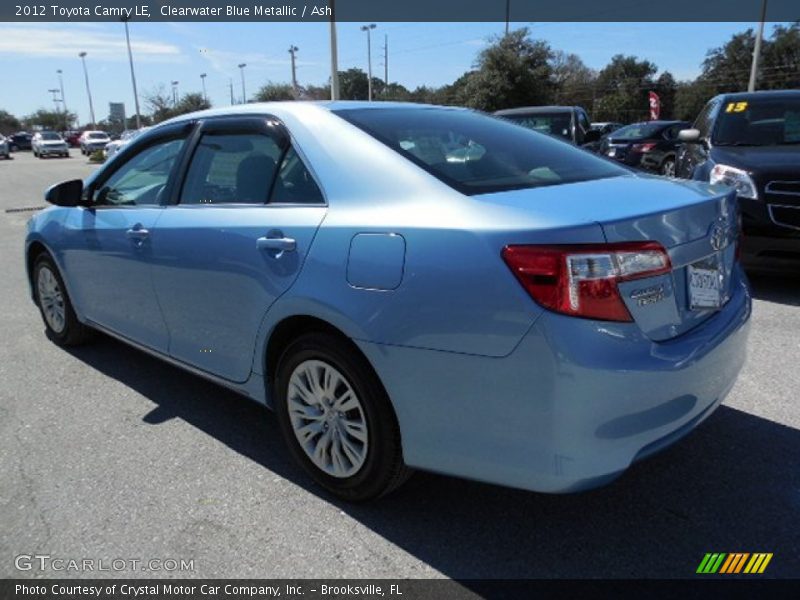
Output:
765 181 800 197
85 320 254 398
767 204 800 232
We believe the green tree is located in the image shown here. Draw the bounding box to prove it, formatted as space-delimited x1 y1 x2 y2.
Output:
146 88 210 123
338 68 369 100
23 108 77 131
461 28 554 112
551 51 596 111
655 71 677 119
254 82 296 101
593 54 658 122
0 109 21 135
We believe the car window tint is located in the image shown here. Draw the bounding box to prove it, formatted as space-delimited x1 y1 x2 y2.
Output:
502 113 573 140
270 147 324 204
180 133 282 205
336 108 625 195
95 138 184 207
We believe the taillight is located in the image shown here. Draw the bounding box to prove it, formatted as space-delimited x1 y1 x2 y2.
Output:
502 242 672 322
632 142 656 153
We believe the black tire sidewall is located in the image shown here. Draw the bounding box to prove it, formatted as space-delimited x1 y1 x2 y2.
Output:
274 333 400 500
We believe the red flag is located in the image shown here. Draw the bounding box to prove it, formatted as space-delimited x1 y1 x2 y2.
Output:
649 91 661 120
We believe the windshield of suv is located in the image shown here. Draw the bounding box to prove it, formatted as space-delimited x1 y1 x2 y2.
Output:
714 97 800 146
500 112 573 141
335 107 626 195
89 132 109 139
611 123 663 140
41 132 61 141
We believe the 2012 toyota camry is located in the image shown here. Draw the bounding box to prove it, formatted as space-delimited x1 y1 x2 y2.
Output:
25 102 751 500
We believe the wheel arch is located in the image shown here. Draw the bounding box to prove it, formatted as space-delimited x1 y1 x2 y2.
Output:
25 240 51 301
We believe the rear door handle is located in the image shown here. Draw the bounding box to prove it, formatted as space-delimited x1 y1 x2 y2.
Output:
125 227 150 246
256 236 296 252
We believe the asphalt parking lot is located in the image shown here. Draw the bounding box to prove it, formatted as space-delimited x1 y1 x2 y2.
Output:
0 150 798 579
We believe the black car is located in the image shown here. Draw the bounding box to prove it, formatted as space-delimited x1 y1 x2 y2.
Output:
8 132 33 151
494 106 601 146
676 90 800 273
600 120 690 176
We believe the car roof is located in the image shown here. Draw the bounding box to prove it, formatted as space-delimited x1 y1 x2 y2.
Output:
716 89 800 101
494 106 578 115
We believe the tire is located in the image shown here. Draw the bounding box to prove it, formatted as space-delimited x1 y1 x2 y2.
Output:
32 254 93 346
274 332 411 501
660 157 676 178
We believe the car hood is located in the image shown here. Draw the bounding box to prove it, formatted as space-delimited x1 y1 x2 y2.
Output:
710 145 800 174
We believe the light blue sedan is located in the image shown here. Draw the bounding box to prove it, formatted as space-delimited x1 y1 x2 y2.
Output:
25 102 751 500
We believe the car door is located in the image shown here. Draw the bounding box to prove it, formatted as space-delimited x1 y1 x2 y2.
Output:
59 124 192 351
149 116 327 383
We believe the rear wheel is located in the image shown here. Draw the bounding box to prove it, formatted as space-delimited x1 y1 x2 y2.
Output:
33 254 93 346
660 157 676 177
274 332 411 501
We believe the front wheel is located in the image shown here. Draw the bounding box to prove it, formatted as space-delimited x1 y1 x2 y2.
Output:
33 254 93 346
274 332 411 501
660 157 676 178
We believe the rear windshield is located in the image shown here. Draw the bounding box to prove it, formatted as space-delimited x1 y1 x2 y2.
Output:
334 108 625 195
713 96 800 146
611 123 664 140
500 112 573 140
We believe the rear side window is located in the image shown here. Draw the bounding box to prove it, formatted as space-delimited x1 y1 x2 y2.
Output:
180 133 282 205
335 108 625 195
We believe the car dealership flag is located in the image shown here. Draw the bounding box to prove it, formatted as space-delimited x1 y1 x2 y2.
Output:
649 91 661 120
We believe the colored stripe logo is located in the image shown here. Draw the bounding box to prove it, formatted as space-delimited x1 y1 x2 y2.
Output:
697 553 773 574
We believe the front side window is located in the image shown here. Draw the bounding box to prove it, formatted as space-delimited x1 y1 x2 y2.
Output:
95 138 184 206
180 132 282 205
712 96 800 146
335 107 625 195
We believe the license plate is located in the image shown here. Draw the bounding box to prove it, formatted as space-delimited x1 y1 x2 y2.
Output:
607 148 616 157
688 258 722 310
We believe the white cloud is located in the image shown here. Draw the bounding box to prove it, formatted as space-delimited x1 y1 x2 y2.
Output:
197 46 317 77
0 24 183 62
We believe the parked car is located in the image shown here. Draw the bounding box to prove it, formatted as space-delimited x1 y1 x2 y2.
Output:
64 131 82 148
0 134 10 159
494 106 601 146
26 102 750 500
104 127 150 159
78 130 111 155
676 90 800 273
32 131 69 158
8 132 32 151
591 122 625 136
600 120 691 176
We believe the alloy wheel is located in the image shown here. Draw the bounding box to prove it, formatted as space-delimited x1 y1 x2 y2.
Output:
287 359 369 478
37 266 66 333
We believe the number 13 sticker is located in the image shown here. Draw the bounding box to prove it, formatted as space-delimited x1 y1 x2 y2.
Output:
726 101 748 113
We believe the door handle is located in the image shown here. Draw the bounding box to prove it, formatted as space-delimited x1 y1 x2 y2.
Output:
125 227 150 244
256 236 296 253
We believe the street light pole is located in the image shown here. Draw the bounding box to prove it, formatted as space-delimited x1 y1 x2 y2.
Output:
123 18 141 129
748 0 768 92
238 63 247 103
56 69 68 126
200 73 207 103
78 52 96 127
171 81 179 106
360 23 376 101
329 0 340 100
288 45 299 99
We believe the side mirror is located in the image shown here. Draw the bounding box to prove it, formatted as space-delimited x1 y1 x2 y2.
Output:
678 128 702 143
45 179 84 207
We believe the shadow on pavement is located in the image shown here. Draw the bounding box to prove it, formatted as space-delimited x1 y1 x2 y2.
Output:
747 273 800 306
66 335 799 579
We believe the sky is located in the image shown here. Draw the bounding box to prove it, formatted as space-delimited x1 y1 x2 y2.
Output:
0 21 786 126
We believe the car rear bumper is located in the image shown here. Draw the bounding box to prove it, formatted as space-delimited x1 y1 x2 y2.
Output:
357 270 751 493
